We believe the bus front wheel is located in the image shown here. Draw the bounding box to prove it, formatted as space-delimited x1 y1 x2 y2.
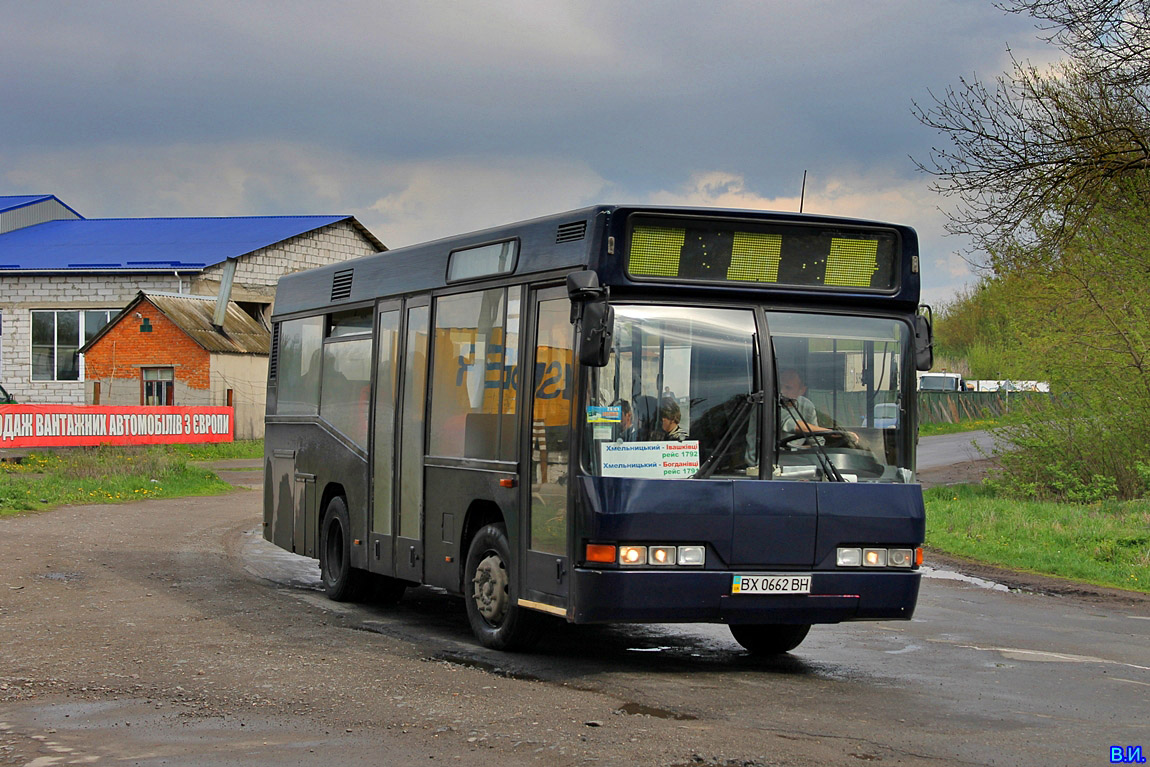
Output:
464 524 539 651
729 624 811 655
319 496 366 602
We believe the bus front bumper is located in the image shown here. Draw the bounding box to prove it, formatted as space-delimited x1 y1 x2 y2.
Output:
568 568 921 625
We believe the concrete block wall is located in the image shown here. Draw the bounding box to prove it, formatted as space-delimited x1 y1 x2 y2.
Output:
194 220 379 300
0 273 180 404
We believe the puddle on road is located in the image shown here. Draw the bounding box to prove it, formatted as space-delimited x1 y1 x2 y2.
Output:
614 702 696 721
921 566 1010 592
36 571 84 583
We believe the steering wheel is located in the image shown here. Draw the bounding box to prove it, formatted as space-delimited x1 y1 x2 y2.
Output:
778 429 855 449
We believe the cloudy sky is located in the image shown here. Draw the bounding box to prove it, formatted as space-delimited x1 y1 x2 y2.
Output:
2 1 1051 303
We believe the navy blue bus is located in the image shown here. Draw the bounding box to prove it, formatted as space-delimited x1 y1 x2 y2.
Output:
263 206 933 654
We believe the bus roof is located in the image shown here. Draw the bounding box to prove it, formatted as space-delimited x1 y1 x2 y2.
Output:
271 205 920 319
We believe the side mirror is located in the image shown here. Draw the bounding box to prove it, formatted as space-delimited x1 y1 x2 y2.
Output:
914 306 933 372
567 270 614 367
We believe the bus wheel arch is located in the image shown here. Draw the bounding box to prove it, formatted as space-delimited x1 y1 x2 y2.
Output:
461 504 539 651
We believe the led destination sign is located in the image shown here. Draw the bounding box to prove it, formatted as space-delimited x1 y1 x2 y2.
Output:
626 217 899 291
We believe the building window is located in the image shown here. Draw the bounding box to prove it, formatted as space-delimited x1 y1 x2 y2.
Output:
142 367 175 405
31 309 115 381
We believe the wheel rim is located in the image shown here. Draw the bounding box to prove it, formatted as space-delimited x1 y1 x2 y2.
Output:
471 552 509 625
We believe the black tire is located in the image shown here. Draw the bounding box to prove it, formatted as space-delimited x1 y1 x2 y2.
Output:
318 496 367 602
463 524 540 651
729 624 811 655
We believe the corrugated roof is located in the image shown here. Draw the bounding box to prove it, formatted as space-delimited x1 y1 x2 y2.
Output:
149 293 270 355
82 292 271 356
0 214 380 271
0 195 62 214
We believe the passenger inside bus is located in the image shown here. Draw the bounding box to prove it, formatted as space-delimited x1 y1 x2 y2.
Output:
658 398 687 441
615 399 638 442
632 394 660 441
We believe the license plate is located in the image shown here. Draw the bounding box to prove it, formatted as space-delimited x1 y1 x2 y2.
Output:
731 574 812 595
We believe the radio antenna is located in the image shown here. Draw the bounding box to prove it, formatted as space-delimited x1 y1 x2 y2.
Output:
799 170 807 213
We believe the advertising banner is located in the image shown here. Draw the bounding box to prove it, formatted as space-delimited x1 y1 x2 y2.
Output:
0 405 234 448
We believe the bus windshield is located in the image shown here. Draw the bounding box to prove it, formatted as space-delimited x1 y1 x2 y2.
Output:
587 305 757 479
769 311 909 482
585 305 911 482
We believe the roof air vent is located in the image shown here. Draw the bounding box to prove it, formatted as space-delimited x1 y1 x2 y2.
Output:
556 221 587 243
331 268 354 301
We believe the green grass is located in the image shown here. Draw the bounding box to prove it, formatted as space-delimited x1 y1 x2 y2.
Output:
0 443 247 515
924 483 1150 593
168 439 264 461
918 418 1000 437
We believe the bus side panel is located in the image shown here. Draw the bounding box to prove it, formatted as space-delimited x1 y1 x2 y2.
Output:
813 483 926 568
423 465 518 594
265 438 295 549
264 421 370 570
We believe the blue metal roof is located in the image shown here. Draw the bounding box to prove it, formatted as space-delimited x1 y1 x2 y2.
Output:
0 215 358 271
0 194 84 218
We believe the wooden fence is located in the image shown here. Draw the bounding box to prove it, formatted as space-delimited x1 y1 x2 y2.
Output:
917 391 1048 424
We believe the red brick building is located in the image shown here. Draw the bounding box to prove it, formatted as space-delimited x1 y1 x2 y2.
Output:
82 292 270 438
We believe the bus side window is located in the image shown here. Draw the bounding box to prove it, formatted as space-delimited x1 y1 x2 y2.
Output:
429 288 517 460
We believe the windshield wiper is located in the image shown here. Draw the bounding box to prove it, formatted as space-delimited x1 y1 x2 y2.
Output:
693 391 763 479
778 397 845 482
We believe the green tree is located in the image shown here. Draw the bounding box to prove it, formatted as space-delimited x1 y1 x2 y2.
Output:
914 1 1150 499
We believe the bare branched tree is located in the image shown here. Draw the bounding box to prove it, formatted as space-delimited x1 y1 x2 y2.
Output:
913 1 1150 267
1011 0 1150 86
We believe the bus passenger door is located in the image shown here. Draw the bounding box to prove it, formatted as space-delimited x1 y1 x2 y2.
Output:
395 301 429 582
369 303 401 575
523 290 573 605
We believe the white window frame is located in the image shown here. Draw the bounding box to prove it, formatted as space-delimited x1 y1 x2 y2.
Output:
30 309 117 382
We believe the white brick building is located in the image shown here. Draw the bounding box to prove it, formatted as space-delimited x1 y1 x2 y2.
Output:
0 195 384 408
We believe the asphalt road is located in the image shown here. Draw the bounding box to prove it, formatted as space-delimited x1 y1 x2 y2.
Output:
244 532 1150 766
1 482 1146 766
917 430 1000 470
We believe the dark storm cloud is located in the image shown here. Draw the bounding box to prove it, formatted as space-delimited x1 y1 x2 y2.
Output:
1 1 1044 298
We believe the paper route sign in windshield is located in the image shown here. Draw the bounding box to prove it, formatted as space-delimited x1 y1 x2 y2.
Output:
600 441 701 479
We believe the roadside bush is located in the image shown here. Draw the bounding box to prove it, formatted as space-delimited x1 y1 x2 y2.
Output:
987 393 1150 502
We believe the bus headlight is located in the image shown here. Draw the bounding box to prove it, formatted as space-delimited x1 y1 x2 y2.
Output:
837 546 918 568
677 546 705 566
836 548 862 567
888 548 914 568
618 546 647 566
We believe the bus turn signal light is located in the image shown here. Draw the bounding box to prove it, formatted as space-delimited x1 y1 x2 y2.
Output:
585 544 616 563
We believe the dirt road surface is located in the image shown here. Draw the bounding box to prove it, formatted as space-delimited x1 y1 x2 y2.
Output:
0 488 877 767
1 462 1144 766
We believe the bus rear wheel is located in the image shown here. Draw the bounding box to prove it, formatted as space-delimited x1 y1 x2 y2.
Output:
464 524 539 651
319 496 367 602
729 624 811 655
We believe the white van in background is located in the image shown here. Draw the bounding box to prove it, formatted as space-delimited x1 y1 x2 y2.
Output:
918 372 966 392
